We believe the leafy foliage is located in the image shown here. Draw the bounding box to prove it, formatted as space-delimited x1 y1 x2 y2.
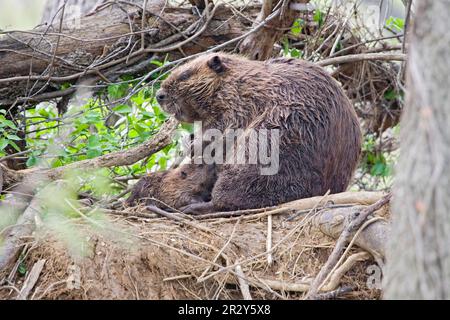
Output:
0 109 21 153
385 16 405 32
362 135 392 178
0 58 185 198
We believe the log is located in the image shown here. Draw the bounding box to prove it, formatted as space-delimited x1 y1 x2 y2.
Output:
283 191 385 210
313 206 390 259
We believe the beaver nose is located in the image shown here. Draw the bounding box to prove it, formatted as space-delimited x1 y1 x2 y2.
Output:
156 90 167 104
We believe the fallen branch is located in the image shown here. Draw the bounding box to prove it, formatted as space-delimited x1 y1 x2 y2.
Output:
196 191 385 220
0 189 390 299
313 206 390 259
1 118 178 189
317 53 406 67
0 184 57 271
0 164 26 192
315 286 354 300
17 259 46 300
305 193 392 299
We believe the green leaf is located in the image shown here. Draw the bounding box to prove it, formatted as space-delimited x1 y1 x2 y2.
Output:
87 135 101 148
313 10 324 27
113 104 133 114
291 19 304 36
0 138 8 151
87 148 102 159
282 37 290 56
133 122 150 136
371 162 389 177
290 48 302 58
131 93 144 106
384 89 398 101
141 111 155 119
180 123 194 132
150 59 164 67
84 111 102 124
158 157 168 170
26 155 38 167
60 83 72 90
8 140 21 152
386 16 405 31
38 108 50 118
0 119 17 129
108 84 129 99
6 134 21 141
18 262 27 276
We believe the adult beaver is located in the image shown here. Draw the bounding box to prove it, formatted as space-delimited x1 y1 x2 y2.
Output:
156 53 362 213
126 163 216 210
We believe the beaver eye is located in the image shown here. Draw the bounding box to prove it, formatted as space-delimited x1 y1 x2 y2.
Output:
180 171 187 179
178 70 192 82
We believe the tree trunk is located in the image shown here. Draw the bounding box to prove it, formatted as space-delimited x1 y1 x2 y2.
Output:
384 0 450 299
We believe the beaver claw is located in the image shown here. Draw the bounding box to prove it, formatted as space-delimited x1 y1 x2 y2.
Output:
180 202 215 215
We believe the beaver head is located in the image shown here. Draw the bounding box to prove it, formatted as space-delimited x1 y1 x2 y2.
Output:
163 163 217 203
126 163 217 208
156 53 236 124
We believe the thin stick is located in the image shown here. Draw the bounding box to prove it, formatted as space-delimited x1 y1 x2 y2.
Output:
317 53 406 67
266 214 273 266
235 263 252 300
141 0 148 50
163 275 193 282
146 205 223 238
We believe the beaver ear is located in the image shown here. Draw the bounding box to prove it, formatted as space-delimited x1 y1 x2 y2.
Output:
207 55 226 74
180 171 187 179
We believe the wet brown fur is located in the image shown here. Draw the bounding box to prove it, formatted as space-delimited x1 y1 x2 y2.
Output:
126 164 216 210
158 53 362 211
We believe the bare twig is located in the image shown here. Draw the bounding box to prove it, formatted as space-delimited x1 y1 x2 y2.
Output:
235 263 252 300
317 53 406 67
146 205 223 238
266 214 273 266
